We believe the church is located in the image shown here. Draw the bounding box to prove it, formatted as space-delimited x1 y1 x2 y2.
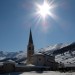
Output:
27 29 58 68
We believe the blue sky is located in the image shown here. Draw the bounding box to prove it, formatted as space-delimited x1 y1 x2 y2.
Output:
0 0 75 52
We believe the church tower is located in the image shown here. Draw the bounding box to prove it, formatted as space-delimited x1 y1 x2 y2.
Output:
27 29 34 63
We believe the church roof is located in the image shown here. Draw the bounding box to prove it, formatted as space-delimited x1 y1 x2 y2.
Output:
32 53 44 56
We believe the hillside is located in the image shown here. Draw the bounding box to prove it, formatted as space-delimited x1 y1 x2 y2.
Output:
0 51 27 62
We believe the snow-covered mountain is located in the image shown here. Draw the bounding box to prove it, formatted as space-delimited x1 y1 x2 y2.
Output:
40 43 69 51
0 51 27 62
39 43 70 55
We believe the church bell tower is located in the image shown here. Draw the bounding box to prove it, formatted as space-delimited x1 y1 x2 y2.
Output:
27 29 34 63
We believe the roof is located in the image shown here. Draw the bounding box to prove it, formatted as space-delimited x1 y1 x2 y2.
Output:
0 62 3 66
32 53 44 56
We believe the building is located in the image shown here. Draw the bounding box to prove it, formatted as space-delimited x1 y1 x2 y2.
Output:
0 60 15 73
27 29 34 64
3 61 15 72
27 29 58 68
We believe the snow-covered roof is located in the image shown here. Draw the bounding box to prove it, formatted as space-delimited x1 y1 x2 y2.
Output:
0 62 3 66
32 53 44 56
26 64 35 66
3 60 15 64
7 59 15 63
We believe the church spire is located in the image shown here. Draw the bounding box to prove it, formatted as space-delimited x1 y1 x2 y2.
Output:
28 29 33 45
27 28 34 63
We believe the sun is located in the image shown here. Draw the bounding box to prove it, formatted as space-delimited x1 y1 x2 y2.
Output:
34 0 57 32
36 0 52 19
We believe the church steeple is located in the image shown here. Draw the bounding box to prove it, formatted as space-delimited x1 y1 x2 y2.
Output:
27 29 34 63
28 29 33 45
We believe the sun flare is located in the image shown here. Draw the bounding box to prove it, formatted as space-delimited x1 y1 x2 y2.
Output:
38 1 50 18
36 0 53 19
34 0 57 32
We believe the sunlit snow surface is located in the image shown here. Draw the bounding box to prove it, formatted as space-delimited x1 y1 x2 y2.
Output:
1 71 75 75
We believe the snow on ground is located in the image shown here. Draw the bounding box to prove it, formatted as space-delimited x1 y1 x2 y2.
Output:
20 71 75 75
55 50 75 67
55 50 75 63
0 71 75 75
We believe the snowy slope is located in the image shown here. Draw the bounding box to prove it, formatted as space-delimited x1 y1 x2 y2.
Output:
39 43 70 55
0 51 27 62
55 50 75 67
40 43 69 51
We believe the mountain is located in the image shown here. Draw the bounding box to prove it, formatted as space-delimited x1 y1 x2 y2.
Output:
53 42 75 55
39 43 70 55
0 51 27 62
